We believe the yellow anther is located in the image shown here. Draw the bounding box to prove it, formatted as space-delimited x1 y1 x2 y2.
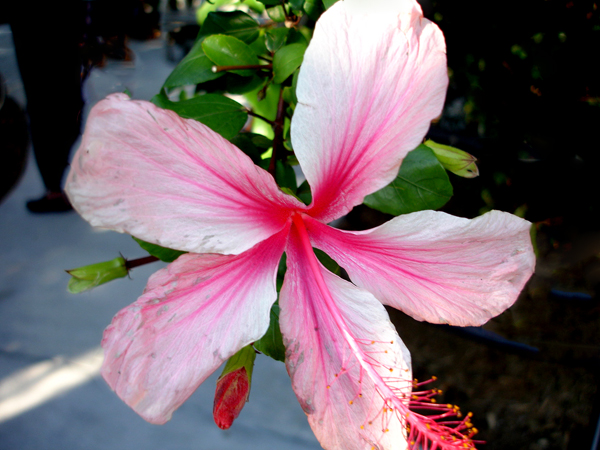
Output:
389 368 393 372
432 376 437 380
326 385 330 389
371 341 375 344
334 374 338 378
384 429 389 433
359 394 363 397
447 404 453 408
467 412 473 417
431 399 436 403
349 400 353 405
360 425 364 430
368 421 373 425
390 341 394 344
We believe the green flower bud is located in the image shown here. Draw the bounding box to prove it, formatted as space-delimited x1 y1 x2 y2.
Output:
424 139 479 178
66 256 128 294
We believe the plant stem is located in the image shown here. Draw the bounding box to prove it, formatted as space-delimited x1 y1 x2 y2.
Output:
126 255 159 270
212 63 273 73
268 89 286 176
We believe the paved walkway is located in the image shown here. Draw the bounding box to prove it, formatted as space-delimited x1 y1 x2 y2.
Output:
0 22 319 450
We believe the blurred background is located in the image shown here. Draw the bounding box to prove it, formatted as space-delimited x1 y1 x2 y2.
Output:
1 1 599 449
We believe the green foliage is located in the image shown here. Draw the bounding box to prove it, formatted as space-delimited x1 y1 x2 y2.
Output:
151 93 248 140
254 303 286 362
202 35 261 76
273 43 307 84
200 11 260 44
364 145 453 216
163 38 222 89
133 237 186 262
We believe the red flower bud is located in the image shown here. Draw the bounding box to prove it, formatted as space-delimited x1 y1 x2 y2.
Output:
213 366 250 429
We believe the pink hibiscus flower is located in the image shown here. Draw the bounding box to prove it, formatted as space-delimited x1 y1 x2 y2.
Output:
66 0 535 449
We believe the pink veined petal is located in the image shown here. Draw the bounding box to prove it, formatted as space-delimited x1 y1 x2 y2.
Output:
280 215 413 450
292 0 448 223
304 210 536 327
101 225 289 424
66 94 303 255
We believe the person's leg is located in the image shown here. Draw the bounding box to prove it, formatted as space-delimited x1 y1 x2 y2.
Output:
9 2 84 211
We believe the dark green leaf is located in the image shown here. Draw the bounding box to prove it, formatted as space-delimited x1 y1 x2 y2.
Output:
275 160 297 191
200 11 260 44
290 0 304 10
202 35 260 76
314 248 341 275
256 0 280 5
296 180 312 205
267 5 287 22
133 237 186 263
304 0 324 20
322 0 339 9
151 93 247 140
265 27 290 53
225 73 266 95
254 303 286 362
163 38 223 89
286 28 309 46
273 43 307 84
229 133 272 164
364 144 453 216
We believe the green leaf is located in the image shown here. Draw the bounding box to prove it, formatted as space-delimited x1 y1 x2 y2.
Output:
67 256 129 293
163 38 223 89
314 248 341 275
229 133 272 164
151 93 248 140
322 0 339 9
304 0 324 20
364 144 453 216
273 43 307 84
265 27 290 53
225 74 266 95
254 303 286 362
133 237 186 263
200 11 260 44
202 35 260 76
286 28 309 46
290 0 305 10
275 160 297 191
296 180 312 205
256 0 280 5
267 5 287 22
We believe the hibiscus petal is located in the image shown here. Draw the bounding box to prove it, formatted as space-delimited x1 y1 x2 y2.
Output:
305 210 535 326
292 0 448 222
280 216 412 450
66 94 302 255
101 225 288 424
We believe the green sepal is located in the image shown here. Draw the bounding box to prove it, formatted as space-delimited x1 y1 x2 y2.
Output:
218 344 256 383
364 144 453 216
424 139 479 178
254 303 286 362
133 237 186 263
66 256 128 293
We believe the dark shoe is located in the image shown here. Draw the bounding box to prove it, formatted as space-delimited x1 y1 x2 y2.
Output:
26 191 73 213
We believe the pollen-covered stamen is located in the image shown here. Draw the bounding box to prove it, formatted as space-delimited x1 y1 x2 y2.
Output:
405 378 482 449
